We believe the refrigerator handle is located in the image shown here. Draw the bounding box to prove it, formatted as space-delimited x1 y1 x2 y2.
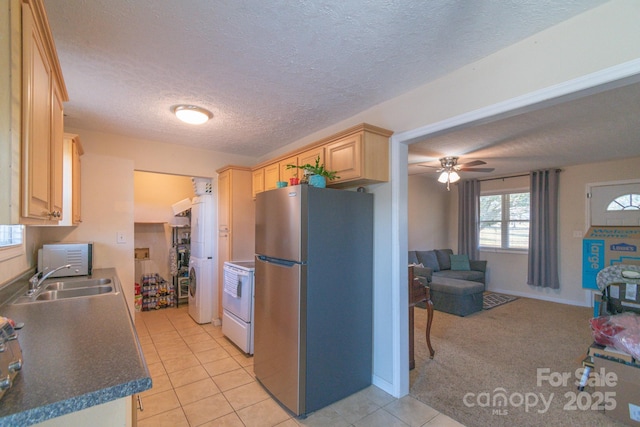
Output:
256 255 300 267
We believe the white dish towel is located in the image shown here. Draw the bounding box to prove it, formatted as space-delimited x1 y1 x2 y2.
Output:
224 271 241 298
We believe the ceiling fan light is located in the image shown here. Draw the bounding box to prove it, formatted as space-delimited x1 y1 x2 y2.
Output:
438 172 449 183
449 171 460 183
172 105 212 125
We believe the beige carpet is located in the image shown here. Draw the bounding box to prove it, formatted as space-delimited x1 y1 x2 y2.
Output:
410 297 628 427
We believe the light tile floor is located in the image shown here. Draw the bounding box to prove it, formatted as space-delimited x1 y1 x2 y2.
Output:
134 306 464 427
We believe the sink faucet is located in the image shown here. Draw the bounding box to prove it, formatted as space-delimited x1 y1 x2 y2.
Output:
28 264 72 294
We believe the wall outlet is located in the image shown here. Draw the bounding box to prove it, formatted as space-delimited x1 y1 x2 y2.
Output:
117 231 126 244
573 230 583 238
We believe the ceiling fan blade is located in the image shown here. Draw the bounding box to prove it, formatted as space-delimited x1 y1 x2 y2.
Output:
458 167 495 173
458 160 486 167
416 164 441 169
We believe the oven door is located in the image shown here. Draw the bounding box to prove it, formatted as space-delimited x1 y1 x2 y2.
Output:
222 264 252 322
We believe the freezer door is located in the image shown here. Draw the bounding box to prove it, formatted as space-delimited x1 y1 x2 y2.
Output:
253 256 306 415
255 186 306 262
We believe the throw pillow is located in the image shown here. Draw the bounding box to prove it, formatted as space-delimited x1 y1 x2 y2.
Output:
408 251 420 265
416 250 440 272
435 249 453 270
450 254 471 271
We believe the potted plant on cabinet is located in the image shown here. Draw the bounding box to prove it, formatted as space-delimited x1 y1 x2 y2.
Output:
288 171 299 186
286 156 339 188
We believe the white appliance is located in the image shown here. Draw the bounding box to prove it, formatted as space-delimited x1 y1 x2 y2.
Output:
222 261 255 354
190 194 214 258
188 193 218 324
188 257 214 324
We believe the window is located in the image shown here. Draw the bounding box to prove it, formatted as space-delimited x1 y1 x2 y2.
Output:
0 225 25 261
480 191 530 250
607 193 640 211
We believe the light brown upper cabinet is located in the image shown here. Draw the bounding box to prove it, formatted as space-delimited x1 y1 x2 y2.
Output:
50 79 65 218
297 147 325 172
252 168 264 199
58 133 83 226
279 155 298 184
17 0 69 223
325 125 392 188
263 163 279 191
250 124 392 194
71 135 83 224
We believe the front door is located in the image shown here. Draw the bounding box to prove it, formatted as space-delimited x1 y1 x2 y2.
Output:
590 181 640 226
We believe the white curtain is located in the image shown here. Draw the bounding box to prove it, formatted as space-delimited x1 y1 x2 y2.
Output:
457 179 480 260
527 169 560 289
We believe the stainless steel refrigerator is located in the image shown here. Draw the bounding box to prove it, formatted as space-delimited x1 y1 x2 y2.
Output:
254 185 373 416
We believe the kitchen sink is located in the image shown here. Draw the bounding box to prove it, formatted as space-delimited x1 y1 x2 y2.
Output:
11 277 117 305
36 285 114 301
44 278 112 291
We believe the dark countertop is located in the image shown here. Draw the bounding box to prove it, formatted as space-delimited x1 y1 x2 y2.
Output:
0 269 151 426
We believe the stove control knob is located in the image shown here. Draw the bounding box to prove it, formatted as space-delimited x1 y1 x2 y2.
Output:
0 375 11 391
9 359 22 372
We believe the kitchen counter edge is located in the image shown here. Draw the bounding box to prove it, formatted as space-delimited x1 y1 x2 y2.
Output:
0 268 151 426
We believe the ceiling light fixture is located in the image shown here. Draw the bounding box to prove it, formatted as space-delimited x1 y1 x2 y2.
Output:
438 170 460 190
171 105 213 125
438 170 460 184
438 157 461 191
418 156 494 191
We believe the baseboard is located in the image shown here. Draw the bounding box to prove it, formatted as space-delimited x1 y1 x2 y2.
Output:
487 286 591 307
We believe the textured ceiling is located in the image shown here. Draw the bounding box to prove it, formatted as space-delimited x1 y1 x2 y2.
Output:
43 0 608 159
407 77 640 178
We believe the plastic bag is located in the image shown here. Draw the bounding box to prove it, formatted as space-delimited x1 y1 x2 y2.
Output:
590 312 640 360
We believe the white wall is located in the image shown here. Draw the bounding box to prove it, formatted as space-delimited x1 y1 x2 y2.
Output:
41 153 135 311
134 223 172 284
407 174 451 250
69 128 255 177
368 182 393 388
134 171 194 223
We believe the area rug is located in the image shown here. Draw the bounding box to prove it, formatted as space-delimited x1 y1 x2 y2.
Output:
483 292 517 310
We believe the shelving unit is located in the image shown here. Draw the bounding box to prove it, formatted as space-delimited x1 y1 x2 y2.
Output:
172 219 191 306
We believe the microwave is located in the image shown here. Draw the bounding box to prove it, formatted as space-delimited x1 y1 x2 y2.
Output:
37 242 93 278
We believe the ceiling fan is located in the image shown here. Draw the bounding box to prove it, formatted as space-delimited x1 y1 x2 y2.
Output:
419 156 495 190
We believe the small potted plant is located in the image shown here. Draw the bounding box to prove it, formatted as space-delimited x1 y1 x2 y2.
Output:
289 171 299 186
286 156 339 188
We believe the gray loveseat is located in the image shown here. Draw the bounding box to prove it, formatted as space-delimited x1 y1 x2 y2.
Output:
409 249 487 316
408 249 486 284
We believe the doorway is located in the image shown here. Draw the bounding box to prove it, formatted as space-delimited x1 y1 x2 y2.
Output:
133 171 199 310
588 180 640 226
